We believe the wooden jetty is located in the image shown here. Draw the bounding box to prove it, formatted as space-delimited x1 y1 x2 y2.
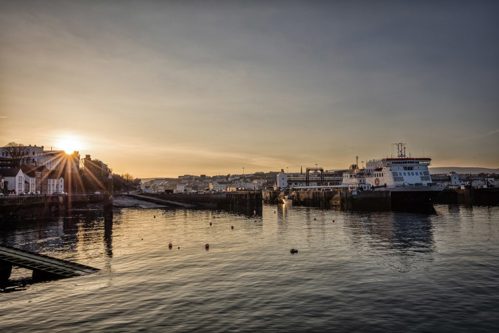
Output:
0 245 99 284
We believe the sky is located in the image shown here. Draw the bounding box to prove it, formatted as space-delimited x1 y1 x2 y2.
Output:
1 0 498 177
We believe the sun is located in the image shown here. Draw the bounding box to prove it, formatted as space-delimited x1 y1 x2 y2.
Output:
55 134 84 154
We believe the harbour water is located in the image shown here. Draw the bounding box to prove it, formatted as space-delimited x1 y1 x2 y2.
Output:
1 204 499 332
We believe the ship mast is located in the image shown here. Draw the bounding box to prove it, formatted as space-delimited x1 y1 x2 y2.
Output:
394 142 407 158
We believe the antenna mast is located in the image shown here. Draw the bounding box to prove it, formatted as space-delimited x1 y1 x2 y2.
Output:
394 142 407 158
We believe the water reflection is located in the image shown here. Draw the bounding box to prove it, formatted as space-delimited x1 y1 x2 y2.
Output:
345 212 434 272
2 205 499 331
0 210 114 264
104 213 113 258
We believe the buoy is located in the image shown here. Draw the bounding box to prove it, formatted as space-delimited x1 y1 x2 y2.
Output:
168 242 172 249
231 225 234 230
205 243 210 250
290 248 298 254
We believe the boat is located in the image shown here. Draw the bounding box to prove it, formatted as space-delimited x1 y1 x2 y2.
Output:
341 143 442 210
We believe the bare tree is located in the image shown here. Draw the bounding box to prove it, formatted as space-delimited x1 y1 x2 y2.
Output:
122 173 134 182
4 142 27 167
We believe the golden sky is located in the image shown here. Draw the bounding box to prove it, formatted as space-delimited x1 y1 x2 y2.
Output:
1 1 498 177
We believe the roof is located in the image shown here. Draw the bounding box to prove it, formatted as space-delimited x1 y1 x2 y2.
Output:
47 170 64 179
20 165 49 177
0 168 22 177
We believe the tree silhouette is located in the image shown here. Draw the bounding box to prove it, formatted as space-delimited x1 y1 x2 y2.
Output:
4 142 27 167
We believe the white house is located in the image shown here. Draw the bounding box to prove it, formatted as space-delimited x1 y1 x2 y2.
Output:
0 168 26 194
47 176 64 194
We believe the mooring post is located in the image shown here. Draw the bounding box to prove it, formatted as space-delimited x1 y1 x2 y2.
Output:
0 259 12 284
32 269 60 282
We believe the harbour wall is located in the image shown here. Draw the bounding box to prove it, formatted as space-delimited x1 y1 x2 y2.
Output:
136 191 263 216
264 186 499 211
0 194 113 220
435 187 499 206
264 188 435 212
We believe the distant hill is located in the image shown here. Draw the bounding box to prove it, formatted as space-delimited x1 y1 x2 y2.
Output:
430 167 499 175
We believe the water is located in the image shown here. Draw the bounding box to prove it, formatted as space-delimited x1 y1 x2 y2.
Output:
1 205 499 332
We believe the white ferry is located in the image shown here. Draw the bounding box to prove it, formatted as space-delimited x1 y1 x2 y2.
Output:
341 143 441 210
342 143 437 190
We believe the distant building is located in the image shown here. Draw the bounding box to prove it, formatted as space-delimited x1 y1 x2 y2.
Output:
174 183 186 193
208 182 227 192
449 172 461 187
0 144 44 166
276 170 288 189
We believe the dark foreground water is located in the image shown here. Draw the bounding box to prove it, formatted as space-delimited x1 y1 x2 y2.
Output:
1 204 499 332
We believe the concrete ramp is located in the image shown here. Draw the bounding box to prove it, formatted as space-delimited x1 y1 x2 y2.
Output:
0 245 99 283
127 193 196 208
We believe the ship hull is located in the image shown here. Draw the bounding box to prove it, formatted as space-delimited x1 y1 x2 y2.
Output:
389 190 438 212
350 188 439 212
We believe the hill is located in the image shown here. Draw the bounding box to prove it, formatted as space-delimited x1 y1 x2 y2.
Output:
430 167 499 175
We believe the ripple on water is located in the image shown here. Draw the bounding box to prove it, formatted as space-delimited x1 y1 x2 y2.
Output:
1 205 499 332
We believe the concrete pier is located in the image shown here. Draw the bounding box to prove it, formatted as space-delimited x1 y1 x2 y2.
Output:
135 191 263 216
264 188 436 212
0 245 99 284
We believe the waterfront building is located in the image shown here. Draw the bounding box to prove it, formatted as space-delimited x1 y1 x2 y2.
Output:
0 166 65 195
0 168 25 194
0 144 80 194
47 171 65 194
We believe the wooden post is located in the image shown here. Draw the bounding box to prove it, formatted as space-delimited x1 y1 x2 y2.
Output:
0 260 12 284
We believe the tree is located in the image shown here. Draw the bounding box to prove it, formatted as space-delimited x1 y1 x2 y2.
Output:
122 173 134 182
4 142 27 167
